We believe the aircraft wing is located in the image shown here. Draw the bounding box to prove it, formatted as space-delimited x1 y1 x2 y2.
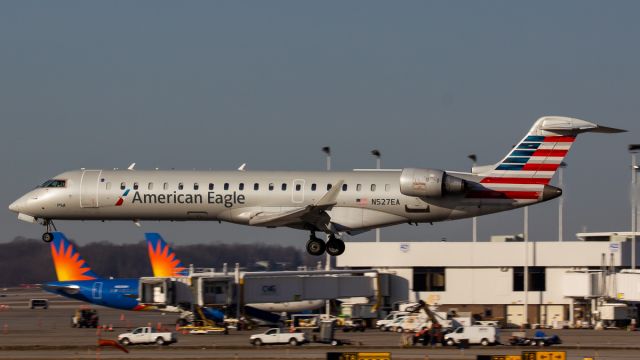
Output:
249 180 344 231
42 283 80 295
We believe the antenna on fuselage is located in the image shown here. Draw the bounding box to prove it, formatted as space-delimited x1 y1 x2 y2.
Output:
237 163 246 171
127 163 136 170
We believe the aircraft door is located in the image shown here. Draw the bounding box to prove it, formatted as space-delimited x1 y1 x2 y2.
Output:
92 282 103 300
292 179 305 203
80 170 102 208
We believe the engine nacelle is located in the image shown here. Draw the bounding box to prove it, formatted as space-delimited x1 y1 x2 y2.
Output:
399 168 467 198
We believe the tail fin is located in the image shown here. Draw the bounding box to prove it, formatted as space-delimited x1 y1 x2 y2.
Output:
479 116 625 186
145 233 188 277
50 232 99 281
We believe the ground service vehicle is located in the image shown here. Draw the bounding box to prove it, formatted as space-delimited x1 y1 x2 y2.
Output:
444 325 499 346
71 308 98 328
249 328 307 346
509 331 562 346
29 299 48 309
376 311 408 329
118 327 177 346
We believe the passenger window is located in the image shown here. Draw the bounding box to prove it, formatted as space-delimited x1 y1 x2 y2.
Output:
342 184 348 191
356 184 362 191
385 184 391 191
148 183 153 190
254 183 259 191
209 183 214 190
327 184 332 190
194 183 199 190
281 183 287 191
133 182 139 190
371 184 376 191
106 182 111 190
178 183 184 190
295 184 301 191
269 183 274 191
163 182 169 190
120 182 126 190
224 183 229 190
311 183 317 191
239 183 244 191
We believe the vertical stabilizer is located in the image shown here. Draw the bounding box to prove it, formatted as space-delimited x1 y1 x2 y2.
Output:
145 233 188 277
50 232 99 281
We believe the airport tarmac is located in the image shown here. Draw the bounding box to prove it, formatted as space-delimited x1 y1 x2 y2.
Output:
1 287 640 359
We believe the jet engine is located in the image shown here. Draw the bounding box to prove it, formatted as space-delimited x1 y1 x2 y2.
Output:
399 168 467 198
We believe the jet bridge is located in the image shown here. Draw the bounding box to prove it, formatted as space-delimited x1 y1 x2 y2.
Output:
138 268 384 314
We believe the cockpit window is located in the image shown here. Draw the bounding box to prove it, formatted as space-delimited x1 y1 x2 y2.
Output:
40 179 66 188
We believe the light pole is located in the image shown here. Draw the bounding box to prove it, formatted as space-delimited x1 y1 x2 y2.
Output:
468 154 478 242
371 149 381 242
322 146 331 316
558 162 567 242
629 145 640 269
523 206 529 327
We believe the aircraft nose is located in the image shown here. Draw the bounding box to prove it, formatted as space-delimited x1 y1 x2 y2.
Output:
8 199 22 213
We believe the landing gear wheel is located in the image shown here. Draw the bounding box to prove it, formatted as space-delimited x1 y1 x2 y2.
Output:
325 237 345 256
42 232 53 243
306 237 326 256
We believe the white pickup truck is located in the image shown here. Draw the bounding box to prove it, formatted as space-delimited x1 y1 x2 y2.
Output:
118 327 177 346
249 328 307 346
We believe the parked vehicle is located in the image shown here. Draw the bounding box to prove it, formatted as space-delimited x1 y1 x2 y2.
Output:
508 331 562 347
71 308 98 328
29 299 48 309
118 327 177 346
382 316 408 332
249 328 307 346
376 312 408 330
444 325 499 346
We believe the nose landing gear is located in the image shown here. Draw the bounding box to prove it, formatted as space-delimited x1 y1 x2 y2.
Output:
306 233 345 256
41 219 57 243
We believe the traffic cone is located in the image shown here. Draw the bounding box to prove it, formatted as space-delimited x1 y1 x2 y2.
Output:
156 322 162 331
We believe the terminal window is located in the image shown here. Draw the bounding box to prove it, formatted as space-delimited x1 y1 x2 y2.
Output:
412 267 445 292
513 266 546 291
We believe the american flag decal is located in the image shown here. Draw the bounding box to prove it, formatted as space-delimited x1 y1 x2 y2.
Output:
356 198 368 205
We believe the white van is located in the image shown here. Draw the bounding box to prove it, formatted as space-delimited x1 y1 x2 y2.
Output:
444 325 499 346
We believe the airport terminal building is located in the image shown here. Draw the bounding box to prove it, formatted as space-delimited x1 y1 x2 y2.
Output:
337 232 640 327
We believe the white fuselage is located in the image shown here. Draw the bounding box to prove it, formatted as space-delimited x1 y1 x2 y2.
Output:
9 168 551 234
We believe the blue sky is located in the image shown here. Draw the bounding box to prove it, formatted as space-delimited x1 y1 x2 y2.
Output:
1 1 639 245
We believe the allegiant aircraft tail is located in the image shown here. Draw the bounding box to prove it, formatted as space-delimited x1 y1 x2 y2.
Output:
145 233 189 277
50 232 100 281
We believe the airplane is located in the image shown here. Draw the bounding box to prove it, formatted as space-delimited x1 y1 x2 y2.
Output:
9 116 625 256
42 232 188 311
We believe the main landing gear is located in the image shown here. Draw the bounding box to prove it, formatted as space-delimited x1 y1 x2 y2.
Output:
41 219 57 243
306 233 345 257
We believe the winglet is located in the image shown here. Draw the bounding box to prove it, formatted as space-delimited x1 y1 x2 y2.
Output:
145 233 189 277
314 180 344 207
50 232 100 281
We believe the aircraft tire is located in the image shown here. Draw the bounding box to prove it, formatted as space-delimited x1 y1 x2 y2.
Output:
326 239 345 256
306 237 326 256
42 232 54 243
